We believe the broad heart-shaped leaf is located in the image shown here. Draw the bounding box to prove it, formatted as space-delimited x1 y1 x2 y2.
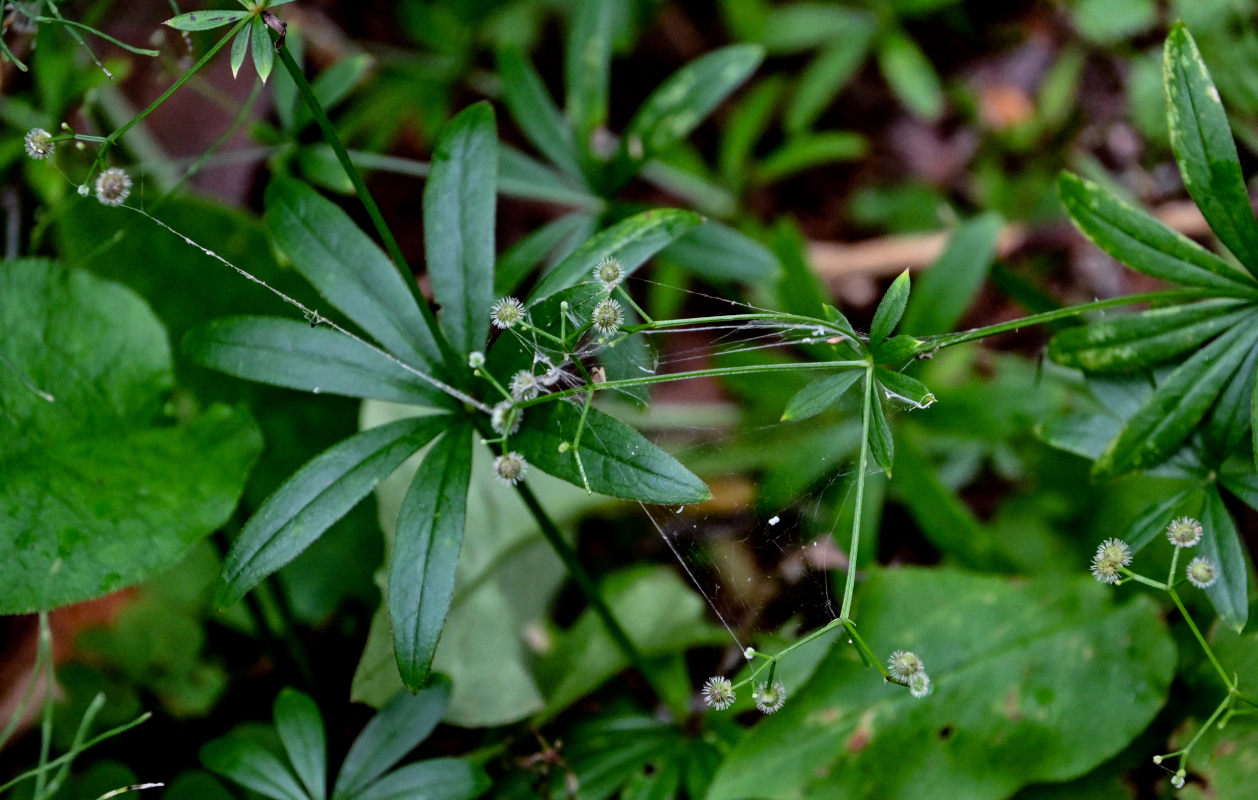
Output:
425 103 497 358
527 208 703 303
1094 319 1258 478
706 568 1175 800
611 44 764 189
274 689 327 800
869 269 911 346
782 369 862 421
513 402 710 504
164 10 247 31
389 423 473 691
496 47 582 182
215 415 448 608
1047 299 1252 371
264 178 442 368
1057 172 1257 294
0 260 261 614
354 758 488 800
201 738 309 800
1200 485 1249 632
184 316 450 408
1165 24 1258 277
333 679 450 800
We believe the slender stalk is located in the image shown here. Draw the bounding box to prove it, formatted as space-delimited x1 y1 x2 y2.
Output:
0 713 152 796
840 368 875 621
1169 588 1234 690
34 613 53 799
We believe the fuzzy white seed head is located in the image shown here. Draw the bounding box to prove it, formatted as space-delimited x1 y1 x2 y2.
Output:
590 298 624 335
24 128 55 160
510 369 539 401
1166 517 1203 548
887 650 924 681
593 257 624 289
908 672 932 698
490 296 526 330
493 452 527 486
1091 538 1132 584
753 681 787 714
702 676 735 710
94 167 132 206
77 184 90 197
491 401 522 436
468 351 485 369
1186 557 1218 589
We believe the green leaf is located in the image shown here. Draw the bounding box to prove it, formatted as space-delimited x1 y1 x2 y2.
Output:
513 402 710 504
706 568 1174 800
494 212 592 297
1199 485 1249 631
781 370 862 421
659 220 780 283
215 416 446 608
1095 319 1257 478
333 680 450 800
496 47 582 182
877 30 944 120
527 208 703 303
355 759 488 800
759 4 869 53
614 44 764 185
1046 299 1251 371
424 103 497 357
900 212 1004 335
785 27 876 132
876 367 936 408
184 316 449 407
1165 23 1258 277
756 131 867 183
230 25 250 79
0 260 261 614
164 10 248 31
892 434 1000 569
868 390 894 473
870 269 911 346
719 76 783 187
497 144 600 209
1057 172 1256 293
1203 325 1258 460
565 0 613 160
389 424 472 690
1118 487 1198 553
274 689 327 800
264 178 442 368
250 17 274 83
201 739 308 800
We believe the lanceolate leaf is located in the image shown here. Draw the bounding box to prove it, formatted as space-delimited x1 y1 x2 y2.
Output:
215 416 447 608
1058 172 1256 293
250 17 274 84
1121 488 1198 553
870 269 911 346
1164 24 1258 277
901 212 1004 336
185 316 451 407
230 25 249 78
425 103 497 357
164 10 248 31
876 368 935 408
274 689 327 800
333 680 450 800
1202 327 1258 459
496 47 582 182
613 44 764 187
389 424 473 691
527 209 703 303
1047 299 1251 371
868 386 894 474
565 0 613 162
781 369 862 421
1200 486 1249 632
265 178 442 368
354 759 488 800
201 739 308 800
1095 319 1258 479
513 403 710 504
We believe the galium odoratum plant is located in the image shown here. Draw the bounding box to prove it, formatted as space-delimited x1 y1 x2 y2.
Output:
1088 519 1258 790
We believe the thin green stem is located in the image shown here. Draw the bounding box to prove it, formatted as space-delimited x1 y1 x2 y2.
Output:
627 312 851 336
840 368 875 621
1120 569 1168 591
842 619 891 679
0 712 152 796
921 290 1213 350
1169 588 1234 690
34 612 53 799
35 16 159 56
1174 690 1232 769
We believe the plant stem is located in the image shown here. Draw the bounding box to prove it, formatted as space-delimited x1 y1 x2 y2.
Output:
1169 588 1234 690
513 481 652 682
840 367 875 621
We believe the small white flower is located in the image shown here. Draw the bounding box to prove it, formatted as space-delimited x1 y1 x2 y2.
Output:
590 298 624 335
1090 538 1132 585
908 672 932 698
702 676 735 710
887 650 924 681
24 128 55 160
1166 517 1203 548
94 167 132 206
468 351 485 369
593 257 623 289
493 452 527 486
753 681 787 714
1186 557 1218 589
490 297 526 329
509 369 539 401
491 401 521 436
